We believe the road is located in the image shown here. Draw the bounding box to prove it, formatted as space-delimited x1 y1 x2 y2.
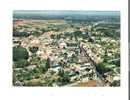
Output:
75 36 106 85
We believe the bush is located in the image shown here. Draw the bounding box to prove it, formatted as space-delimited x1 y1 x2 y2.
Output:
16 71 32 82
29 46 39 53
15 59 30 68
24 82 43 86
111 80 120 86
111 59 120 67
13 31 29 37
13 46 29 61
116 68 120 74
50 70 56 75
71 54 78 63
115 53 120 59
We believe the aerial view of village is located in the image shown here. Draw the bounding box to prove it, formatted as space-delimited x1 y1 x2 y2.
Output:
13 10 120 87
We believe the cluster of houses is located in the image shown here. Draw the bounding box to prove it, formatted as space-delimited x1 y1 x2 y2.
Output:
13 19 120 86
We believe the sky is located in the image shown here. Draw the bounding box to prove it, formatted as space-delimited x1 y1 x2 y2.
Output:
13 10 120 16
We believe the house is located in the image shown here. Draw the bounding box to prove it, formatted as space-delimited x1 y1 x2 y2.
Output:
79 66 87 70
26 65 37 70
45 42 50 46
50 67 61 72
113 76 120 81
50 60 59 67
59 42 67 48
94 56 103 64
37 50 44 56
78 55 88 62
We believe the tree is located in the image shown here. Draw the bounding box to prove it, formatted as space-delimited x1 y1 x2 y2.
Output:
42 66 48 73
74 31 82 37
75 50 79 55
45 58 51 69
58 69 70 85
114 59 120 67
41 28 46 33
50 34 55 39
64 53 68 59
88 37 94 42
96 63 111 75
71 54 78 63
29 46 39 53
33 66 44 73
13 46 29 61
58 69 64 77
